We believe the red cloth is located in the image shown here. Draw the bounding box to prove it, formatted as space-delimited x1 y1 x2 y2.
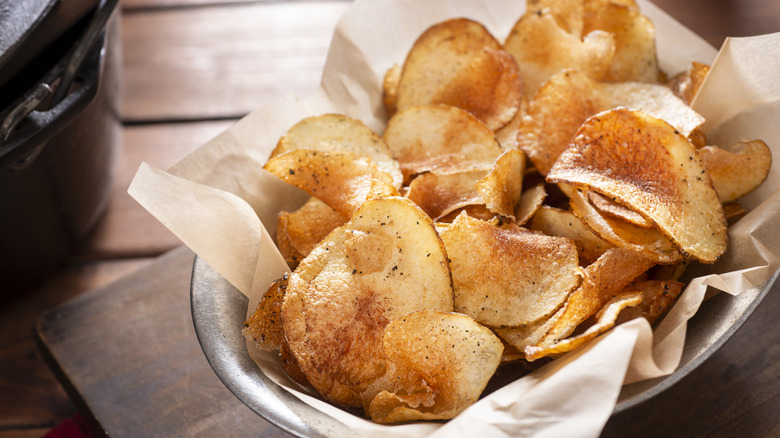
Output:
44 414 95 438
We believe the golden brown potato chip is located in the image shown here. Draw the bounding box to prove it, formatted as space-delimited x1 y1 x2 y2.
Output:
364 311 503 423
243 274 288 351
280 338 310 388
667 61 710 105
494 306 564 352
534 247 655 349
282 197 454 407
514 184 547 226
264 149 399 218
548 108 727 263
476 149 527 218
494 95 528 151
698 140 772 203
382 64 401 117
518 69 705 175
529 205 612 264
276 218 304 269
615 280 684 325
441 213 581 327
396 18 523 130
569 189 681 264
504 11 615 98
279 197 348 258
527 0 585 36
383 104 503 183
588 191 652 228
272 113 402 188
524 290 643 360
405 170 486 221
723 202 747 224
437 204 498 223
582 1 659 82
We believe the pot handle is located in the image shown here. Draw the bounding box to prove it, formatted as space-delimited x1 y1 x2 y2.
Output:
0 0 119 148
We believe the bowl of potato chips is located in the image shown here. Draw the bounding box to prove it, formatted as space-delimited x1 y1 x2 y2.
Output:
178 0 780 435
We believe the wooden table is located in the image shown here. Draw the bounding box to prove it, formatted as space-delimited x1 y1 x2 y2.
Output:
1 0 778 437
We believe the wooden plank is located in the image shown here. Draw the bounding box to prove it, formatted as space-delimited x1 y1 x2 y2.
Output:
75 120 235 259
36 247 293 437
120 1 350 122
0 258 152 430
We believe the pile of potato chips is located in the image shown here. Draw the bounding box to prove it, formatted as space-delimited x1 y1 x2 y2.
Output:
243 0 772 424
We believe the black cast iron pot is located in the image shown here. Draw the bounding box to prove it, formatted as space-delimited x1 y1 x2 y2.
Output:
0 0 121 291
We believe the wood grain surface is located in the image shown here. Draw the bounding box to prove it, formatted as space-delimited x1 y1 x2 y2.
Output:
1 0 778 437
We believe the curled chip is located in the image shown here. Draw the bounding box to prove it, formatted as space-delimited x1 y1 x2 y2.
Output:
272 113 403 188
277 198 348 267
441 212 581 328
529 205 613 265
524 291 644 361
667 61 710 105
405 171 486 221
244 274 288 352
698 140 772 203
364 311 503 423
504 9 615 98
395 18 523 130
588 191 653 228
476 149 527 218
518 69 704 175
514 184 547 226
533 247 655 349
547 108 727 264
282 197 454 407
264 149 398 217
569 189 681 264
616 280 684 325
384 104 503 183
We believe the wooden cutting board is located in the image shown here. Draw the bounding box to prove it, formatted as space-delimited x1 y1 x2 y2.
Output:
35 245 780 437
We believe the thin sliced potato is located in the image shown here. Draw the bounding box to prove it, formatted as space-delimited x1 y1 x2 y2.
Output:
698 140 772 203
364 311 503 423
548 108 727 264
524 290 644 360
518 69 705 175
282 197 454 407
529 205 612 265
243 274 288 351
264 149 399 218
279 197 348 258
476 149 527 218
588 191 652 228
526 0 585 36
396 18 523 130
533 247 655 349
570 189 681 264
616 280 684 325
384 104 503 183
383 64 401 117
667 61 710 105
272 113 402 188
441 213 581 327
406 170 486 221
504 11 615 98
514 184 547 226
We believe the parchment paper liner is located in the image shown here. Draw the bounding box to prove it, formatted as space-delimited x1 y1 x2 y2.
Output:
128 1 780 436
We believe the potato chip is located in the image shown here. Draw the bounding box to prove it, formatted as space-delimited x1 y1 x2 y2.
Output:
514 183 547 226
395 18 523 130
279 197 348 259
437 204 498 223
264 149 399 217
667 61 710 105
383 104 503 182
533 247 655 349
364 311 503 423
547 108 727 264
524 290 643 360
569 189 681 264
476 149 527 218
382 64 401 117
272 113 402 188
526 0 585 36
282 197 454 407
243 274 288 351
494 96 528 151
405 170 486 221
518 69 705 175
615 280 684 325
582 1 659 82
504 11 615 98
529 205 612 264
698 140 772 203
588 191 652 228
276 218 305 269
494 306 564 352
441 212 581 327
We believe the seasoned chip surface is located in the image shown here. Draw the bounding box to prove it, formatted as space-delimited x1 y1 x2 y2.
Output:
282 197 454 407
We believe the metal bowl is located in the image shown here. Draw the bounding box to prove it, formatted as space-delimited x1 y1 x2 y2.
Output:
190 255 778 436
